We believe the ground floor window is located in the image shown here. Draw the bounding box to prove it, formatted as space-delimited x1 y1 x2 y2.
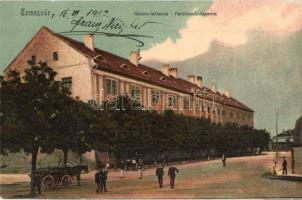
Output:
106 78 118 96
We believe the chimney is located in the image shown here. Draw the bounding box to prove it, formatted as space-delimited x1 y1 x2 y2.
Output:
84 34 95 51
210 83 217 93
169 68 178 78
161 64 170 76
224 89 231 97
196 76 203 88
187 75 196 84
129 51 141 66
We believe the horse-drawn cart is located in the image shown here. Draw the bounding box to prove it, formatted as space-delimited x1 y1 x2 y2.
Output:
32 165 88 190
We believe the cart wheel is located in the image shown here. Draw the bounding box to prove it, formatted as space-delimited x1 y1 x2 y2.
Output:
42 175 55 190
62 175 71 187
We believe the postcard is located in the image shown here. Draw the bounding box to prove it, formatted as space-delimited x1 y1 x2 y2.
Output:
0 0 301 199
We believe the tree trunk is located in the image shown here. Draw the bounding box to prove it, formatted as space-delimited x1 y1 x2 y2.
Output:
31 145 39 172
31 145 39 195
79 153 83 164
63 148 68 167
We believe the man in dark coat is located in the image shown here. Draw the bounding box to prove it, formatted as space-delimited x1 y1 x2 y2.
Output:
95 169 101 193
100 167 108 192
282 157 288 175
156 164 164 188
168 166 179 189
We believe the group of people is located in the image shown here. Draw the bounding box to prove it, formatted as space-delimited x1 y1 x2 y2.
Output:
119 159 144 179
273 157 288 175
95 166 109 193
156 164 179 189
95 162 180 193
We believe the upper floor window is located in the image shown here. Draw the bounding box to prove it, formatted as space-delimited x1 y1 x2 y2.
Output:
31 55 36 64
218 108 220 115
196 99 202 110
183 97 191 110
131 84 141 100
237 112 240 119
230 112 233 118
167 95 177 108
53 52 59 61
151 89 160 104
222 110 226 116
106 78 117 96
62 77 72 91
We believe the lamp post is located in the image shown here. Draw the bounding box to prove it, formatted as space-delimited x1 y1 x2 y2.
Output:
275 110 279 166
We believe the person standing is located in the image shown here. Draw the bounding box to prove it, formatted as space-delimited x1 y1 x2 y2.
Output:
138 159 144 179
120 160 125 178
272 159 277 175
105 162 110 171
76 173 81 186
222 154 226 167
95 169 101 193
168 166 179 189
156 164 164 188
282 157 288 175
100 167 108 192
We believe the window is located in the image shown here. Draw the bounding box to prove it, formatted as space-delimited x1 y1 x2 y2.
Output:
31 55 36 64
213 109 216 115
167 95 177 108
131 84 141 99
62 77 72 91
230 112 233 118
142 71 150 76
218 108 220 115
237 112 240 119
196 99 202 110
106 78 117 95
151 90 160 104
183 97 191 110
207 107 210 113
222 110 226 116
53 52 59 61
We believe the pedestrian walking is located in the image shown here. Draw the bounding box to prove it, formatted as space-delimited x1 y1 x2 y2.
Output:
222 154 226 167
120 160 125 178
168 166 179 189
95 169 101 193
282 157 287 175
272 159 277 175
100 167 108 192
132 159 137 170
105 162 110 171
76 173 81 186
156 163 164 188
138 159 144 179
30 171 42 195
126 159 131 171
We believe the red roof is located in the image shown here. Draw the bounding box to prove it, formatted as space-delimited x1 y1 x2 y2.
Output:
9 26 254 112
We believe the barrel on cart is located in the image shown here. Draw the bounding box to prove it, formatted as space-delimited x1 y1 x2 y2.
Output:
32 165 89 190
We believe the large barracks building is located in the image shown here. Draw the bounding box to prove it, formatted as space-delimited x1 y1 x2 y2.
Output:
5 27 254 127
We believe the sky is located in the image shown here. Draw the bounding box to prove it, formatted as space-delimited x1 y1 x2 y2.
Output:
0 0 301 135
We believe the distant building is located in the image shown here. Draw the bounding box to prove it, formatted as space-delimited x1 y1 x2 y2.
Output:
272 130 294 151
292 116 302 174
4 26 254 127
293 116 302 146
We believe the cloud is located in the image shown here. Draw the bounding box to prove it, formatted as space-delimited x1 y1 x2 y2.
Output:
141 0 302 62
